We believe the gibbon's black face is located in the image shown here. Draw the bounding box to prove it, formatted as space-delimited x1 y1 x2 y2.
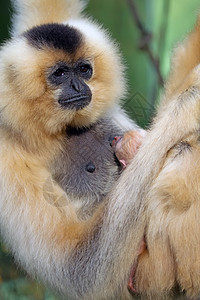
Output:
48 60 93 110
2 21 125 132
24 23 93 110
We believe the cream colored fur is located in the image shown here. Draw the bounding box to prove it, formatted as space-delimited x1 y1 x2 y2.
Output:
0 0 139 299
11 0 88 36
2 0 200 299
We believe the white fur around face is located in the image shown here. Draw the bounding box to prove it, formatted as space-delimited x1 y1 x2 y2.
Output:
68 19 109 49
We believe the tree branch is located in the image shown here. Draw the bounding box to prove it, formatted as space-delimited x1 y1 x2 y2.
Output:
126 0 164 86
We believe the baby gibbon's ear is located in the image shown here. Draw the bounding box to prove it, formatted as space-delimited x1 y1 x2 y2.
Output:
10 0 88 37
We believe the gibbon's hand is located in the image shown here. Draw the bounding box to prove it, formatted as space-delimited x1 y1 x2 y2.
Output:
112 130 146 167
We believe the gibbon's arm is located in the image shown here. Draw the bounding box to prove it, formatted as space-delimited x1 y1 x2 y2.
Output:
108 105 142 131
1 67 200 300
133 19 200 298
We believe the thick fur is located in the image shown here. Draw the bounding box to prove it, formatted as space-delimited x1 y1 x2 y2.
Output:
0 1 141 299
107 16 200 299
52 117 124 219
11 0 88 36
2 0 200 299
133 19 200 298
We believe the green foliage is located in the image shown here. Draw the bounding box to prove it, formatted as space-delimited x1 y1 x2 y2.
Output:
0 0 12 42
0 279 51 300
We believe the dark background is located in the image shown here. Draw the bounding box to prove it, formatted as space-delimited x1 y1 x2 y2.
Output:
0 0 199 299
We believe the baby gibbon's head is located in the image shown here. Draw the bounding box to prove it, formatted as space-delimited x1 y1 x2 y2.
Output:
0 19 126 136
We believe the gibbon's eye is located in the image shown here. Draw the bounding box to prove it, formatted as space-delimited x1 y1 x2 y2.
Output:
85 162 96 173
78 63 93 79
80 64 90 73
53 67 67 77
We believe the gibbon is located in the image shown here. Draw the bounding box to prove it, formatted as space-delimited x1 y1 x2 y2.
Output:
2 0 200 299
0 0 145 299
10 0 146 220
52 119 134 219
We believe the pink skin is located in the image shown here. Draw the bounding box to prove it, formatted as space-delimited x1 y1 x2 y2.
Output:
128 240 147 294
112 129 146 168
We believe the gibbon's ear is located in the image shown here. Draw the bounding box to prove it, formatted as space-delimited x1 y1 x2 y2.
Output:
164 15 200 99
10 0 88 37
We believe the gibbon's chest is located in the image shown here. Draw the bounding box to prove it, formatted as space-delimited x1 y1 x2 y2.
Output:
52 118 123 217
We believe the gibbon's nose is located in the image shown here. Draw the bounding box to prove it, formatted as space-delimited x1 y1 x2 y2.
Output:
71 78 84 93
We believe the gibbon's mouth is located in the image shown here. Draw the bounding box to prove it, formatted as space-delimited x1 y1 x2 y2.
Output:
58 94 91 110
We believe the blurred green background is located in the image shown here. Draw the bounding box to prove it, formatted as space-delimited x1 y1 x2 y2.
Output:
0 0 199 299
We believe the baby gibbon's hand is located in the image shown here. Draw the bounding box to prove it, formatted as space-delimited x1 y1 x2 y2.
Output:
112 129 146 168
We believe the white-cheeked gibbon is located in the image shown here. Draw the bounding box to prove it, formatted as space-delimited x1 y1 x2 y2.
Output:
1 0 200 299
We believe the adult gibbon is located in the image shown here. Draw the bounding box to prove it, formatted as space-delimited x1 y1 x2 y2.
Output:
1 0 200 299
0 0 145 299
